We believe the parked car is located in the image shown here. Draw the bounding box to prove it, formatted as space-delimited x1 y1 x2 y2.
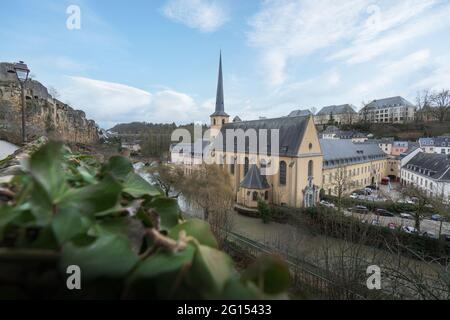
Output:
421 232 438 239
376 209 395 217
371 219 380 226
402 226 419 234
440 234 450 242
400 212 413 220
350 206 369 214
320 200 335 208
431 214 445 221
366 185 380 191
388 223 397 230
354 189 368 195
350 194 358 199
363 188 373 195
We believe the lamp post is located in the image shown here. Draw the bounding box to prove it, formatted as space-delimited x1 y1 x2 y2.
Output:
8 61 30 144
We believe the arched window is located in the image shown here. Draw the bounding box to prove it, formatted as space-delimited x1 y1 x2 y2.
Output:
230 159 235 175
279 161 287 185
264 191 269 200
213 119 216 125
222 119 225 124
252 191 258 201
308 160 313 177
244 157 249 175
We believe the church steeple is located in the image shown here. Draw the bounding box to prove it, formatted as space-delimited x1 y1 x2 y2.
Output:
210 52 230 141
211 52 228 117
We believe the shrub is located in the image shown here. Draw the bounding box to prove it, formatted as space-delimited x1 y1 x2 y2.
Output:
0 141 291 299
258 199 271 224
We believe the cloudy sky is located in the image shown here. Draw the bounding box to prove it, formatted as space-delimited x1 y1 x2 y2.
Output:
1 0 450 129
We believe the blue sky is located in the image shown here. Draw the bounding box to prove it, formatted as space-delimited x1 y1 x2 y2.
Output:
1 0 450 129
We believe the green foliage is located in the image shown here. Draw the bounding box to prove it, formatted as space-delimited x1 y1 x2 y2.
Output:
257 199 271 224
0 141 291 299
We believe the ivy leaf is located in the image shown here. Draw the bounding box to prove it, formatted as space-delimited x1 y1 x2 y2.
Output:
123 173 162 198
169 219 218 249
221 279 262 300
60 176 122 216
127 245 196 298
131 245 195 280
51 208 93 246
61 232 139 281
148 197 180 230
102 156 133 180
29 142 67 202
241 255 291 295
188 244 234 297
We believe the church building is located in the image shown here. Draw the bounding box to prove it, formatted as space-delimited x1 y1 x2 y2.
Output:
207 54 323 209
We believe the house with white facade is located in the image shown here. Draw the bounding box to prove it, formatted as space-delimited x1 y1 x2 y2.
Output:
419 136 450 155
360 96 416 124
400 152 450 203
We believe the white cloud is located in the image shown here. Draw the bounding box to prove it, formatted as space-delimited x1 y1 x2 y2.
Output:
350 49 430 96
414 55 450 91
247 0 450 86
60 76 212 128
247 0 368 86
162 0 229 33
329 1 450 64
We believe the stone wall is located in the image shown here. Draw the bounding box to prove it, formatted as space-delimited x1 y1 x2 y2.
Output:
0 62 98 145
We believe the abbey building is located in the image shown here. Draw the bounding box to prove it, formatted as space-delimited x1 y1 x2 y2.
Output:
171 54 390 210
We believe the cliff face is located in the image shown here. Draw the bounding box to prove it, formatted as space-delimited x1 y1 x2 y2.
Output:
0 62 98 145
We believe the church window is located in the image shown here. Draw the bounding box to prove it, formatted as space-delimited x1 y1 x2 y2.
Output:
280 161 287 185
244 157 249 175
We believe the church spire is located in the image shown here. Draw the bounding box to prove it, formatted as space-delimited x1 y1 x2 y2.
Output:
211 51 228 117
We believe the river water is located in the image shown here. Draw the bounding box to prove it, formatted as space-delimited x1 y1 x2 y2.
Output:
133 162 204 219
0 140 19 161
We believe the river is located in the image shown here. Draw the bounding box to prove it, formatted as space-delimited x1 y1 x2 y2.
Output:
133 162 204 219
0 140 19 161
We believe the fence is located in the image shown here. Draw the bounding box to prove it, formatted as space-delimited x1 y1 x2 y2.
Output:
225 231 373 300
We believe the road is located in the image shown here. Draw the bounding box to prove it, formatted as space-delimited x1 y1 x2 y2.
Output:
0 140 19 161
344 210 450 237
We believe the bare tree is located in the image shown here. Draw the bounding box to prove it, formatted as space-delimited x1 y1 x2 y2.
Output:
359 101 371 124
430 89 450 123
179 164 235 245
415 90 432 123
48 86 60 99
147 163 184 197
330 165 354 213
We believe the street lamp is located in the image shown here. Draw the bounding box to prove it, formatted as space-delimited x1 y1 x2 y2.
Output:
8 61 30 144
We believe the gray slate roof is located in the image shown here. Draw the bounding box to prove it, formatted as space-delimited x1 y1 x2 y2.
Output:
288 109 312 117
233 116 242 122
317 104 356 116
240 165 270 189
419 136 450 148
170 139 210 156
214 115 311 157
320 139 387 168
406 152 450 181
366 96 414 109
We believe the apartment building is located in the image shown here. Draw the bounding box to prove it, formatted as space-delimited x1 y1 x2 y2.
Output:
360 96 416 124
401 152 450 203
320 139 388 196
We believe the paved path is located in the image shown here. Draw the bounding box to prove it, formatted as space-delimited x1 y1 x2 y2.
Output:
0 140 18 161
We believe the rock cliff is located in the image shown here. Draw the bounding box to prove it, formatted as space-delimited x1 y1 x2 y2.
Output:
0 62 98 145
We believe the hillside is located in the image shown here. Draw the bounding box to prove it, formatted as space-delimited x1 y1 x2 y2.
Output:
341 121 450 140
